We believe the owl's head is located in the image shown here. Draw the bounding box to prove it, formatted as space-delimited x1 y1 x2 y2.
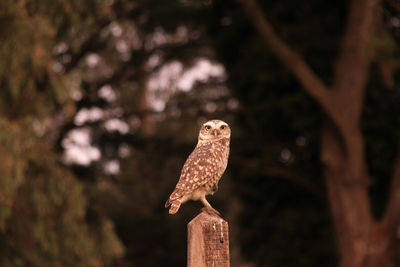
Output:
198 120 231 141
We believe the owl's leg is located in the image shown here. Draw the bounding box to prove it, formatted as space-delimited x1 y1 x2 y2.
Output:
211 182 218 194
200 195 221 217
207 182 218 195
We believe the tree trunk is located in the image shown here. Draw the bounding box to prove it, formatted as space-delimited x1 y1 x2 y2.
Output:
321 120 398 267
321 120 371 267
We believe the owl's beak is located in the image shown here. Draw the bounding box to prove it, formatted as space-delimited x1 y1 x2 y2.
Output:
211 130 219 136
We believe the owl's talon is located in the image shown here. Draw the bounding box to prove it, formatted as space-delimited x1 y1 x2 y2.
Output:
201 206 221 217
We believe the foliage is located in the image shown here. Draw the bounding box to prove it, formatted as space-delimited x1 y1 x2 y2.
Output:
0 1 124 266
0 0 110 119
0 118 123 266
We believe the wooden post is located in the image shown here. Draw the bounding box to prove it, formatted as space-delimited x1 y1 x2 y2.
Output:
187 211 230 267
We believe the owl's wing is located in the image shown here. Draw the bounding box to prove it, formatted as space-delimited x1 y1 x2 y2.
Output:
167 143 216 202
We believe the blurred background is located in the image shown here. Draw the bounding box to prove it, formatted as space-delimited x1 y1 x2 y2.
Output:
1 0 400 266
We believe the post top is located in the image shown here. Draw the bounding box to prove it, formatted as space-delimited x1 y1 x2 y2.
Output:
188 211 227 226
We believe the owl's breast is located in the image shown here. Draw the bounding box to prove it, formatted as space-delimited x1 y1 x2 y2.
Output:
203 139 230 189
215 139 230 176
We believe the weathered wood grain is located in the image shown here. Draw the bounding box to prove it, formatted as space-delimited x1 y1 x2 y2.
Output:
187 212 229 267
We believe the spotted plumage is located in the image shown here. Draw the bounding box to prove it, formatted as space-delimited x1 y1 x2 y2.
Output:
165 120 231 215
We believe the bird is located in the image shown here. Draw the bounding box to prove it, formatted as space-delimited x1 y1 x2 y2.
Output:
165 119 231 216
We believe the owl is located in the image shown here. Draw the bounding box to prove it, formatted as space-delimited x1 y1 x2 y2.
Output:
165 120 231 216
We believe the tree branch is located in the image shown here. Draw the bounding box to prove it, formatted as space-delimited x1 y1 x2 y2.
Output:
236 0 333 115
230 156 323 197
332 0 380 98
62 21 109 73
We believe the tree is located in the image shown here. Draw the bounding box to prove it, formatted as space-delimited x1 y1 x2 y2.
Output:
0 1 124 265
230 0 400 266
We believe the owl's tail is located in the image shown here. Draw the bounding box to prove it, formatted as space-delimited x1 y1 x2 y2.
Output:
165 198 181 214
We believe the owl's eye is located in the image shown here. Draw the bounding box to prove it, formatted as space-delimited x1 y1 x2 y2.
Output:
205 125 211 131
220 125 226 130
